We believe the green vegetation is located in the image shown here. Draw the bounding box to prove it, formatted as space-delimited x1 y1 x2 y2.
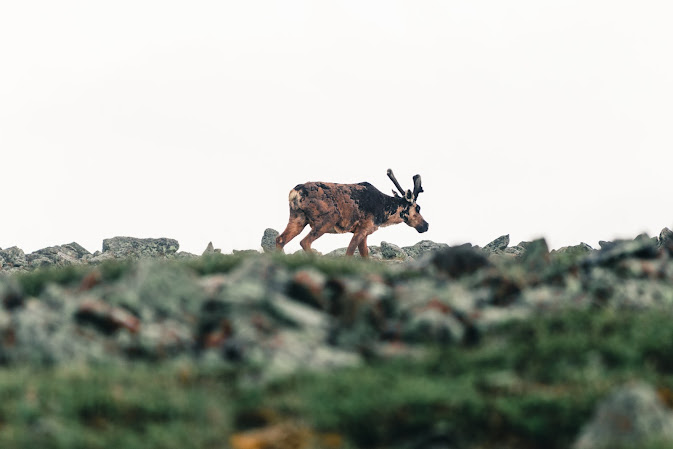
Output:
0 363 235 449
1 307 672 449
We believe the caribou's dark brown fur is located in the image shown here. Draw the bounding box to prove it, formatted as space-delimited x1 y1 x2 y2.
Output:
276 169 428 257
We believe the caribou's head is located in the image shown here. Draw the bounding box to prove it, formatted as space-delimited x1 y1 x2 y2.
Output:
387 168 429 233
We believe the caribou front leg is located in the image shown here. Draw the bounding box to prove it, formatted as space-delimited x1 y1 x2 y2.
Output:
346 229 369 257
357 235 369 258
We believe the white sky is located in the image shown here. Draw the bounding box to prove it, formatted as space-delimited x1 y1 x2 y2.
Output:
1 1 672 255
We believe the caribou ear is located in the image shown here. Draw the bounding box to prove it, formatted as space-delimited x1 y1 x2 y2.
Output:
392 190 400 198
405 189 414 202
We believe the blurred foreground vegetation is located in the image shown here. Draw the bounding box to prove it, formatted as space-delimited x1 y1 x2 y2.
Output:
2 305 673 448
3 242 673 449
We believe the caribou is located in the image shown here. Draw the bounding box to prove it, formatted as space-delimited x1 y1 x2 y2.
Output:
276 169 428 257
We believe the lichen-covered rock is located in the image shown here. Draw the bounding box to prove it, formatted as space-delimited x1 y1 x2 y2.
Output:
402 240 448 259
0 246 27 270
519 238 550 268
504 244 527 257
554 242 594 255
483 235 510 255
325 245 381 258
26 242 91 268
261 228 279 253
202 242 221 255
102 237 179 259
403 308 465 343
381 241 408 260
431 244 490 278
175 251 198 259
286 269 327 309
659 227 673 254
574 382 673 449
584 236 660 268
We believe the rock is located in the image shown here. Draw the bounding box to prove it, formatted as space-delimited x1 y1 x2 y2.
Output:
483 235 510 255
554 242 594 255
286 269 327 309
519 238 550 268
325 248 347 257
0 247 27 268
402 240 449 259
261 228 279 253
233 249 261 256
263 329 361 380
175 251 198 259
367 245 384 260
403 307 465 343
584 237 660 268
324 246 376 258
504 244 527 257
659 227 673 254
102 237 179 259
431 244 490 278
26 242 91 268
202 242 221 255
8 286 112 364
88 251 115 264
75 298 141 335
574 382 673 449
380 241 408 260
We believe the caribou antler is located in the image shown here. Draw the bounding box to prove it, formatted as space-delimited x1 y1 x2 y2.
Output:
412 174 423 200
387 169 406 197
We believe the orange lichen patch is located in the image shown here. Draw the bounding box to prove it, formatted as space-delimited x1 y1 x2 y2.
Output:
318 433 344 449
657 386 673 408
230 422 312 449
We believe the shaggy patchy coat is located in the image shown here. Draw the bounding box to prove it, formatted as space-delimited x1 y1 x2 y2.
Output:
276 170 428 257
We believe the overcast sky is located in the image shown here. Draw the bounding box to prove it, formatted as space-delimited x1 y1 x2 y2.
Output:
1 1 672 255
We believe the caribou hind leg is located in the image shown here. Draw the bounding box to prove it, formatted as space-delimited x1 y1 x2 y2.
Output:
300 224 331 253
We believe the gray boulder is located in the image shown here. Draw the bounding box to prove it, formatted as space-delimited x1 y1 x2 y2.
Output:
431 244 490 278
554 242 594 255
585 237 659 268
504 244 527 257
101 237 179 259
483 235 510 255
202 242 221 255
402 240 449 259
659 227 673 254
0 247 27 269
261 228 279 253
26 243 91 268
381 241 409 260
325 246 382 258
403 308 466 344
574 382 673 449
